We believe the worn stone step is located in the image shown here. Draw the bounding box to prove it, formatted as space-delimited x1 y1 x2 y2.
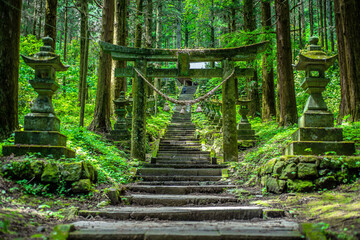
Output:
158 147 202 152
142 164 226 168
157 151 210 155
154 160 211 165
128 194 238 206
127 185 235 194
160 140 199 144
158 145 201 149
69 220 302 240
136 181 230 186
78 206 263 221
137 168 222 176
135 175 222 181
154 156 211 161
162 137 198 141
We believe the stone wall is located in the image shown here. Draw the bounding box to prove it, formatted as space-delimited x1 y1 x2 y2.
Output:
1 160 97 193
258 156 360 193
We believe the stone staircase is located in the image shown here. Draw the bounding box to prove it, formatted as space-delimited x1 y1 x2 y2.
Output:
68 86 303 239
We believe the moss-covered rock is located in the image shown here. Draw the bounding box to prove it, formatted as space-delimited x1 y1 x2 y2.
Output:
344 157 360 169
298 163 318 179
319 157 342 169
287 179 314 192
71 179 92 193
265 177 286 193
263 158 277 174
30 160 44 180
61 162 82 182
315 176 337 189
82 162 97 182
280 163 297 180
273 161 286 175
41 163 60 183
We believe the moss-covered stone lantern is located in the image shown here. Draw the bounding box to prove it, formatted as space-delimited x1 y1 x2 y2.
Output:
125 93 133 130
237 95 257 141
3 37 75 158
285 37 355 155
110 91 130 140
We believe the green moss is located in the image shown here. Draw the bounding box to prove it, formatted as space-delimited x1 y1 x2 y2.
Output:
71 179 92 193
287 179 314 192
41 163 60 183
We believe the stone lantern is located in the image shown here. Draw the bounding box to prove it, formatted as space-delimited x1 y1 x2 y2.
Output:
110 91 130 140
3 37 75 158
285 37 355 155
237 95 256 141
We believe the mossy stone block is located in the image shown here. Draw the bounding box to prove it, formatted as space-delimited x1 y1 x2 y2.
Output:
24 113 60 131
264 158 277 174
285 141 355 156
292 127 343 141
315 176 337 189
319 157 342 169
72 179 92 193
50 224 75 240
280 163 297 180
15 130 67 146
265 177 286 194
298 111 334 128
344 157 360 169
287 179 314 192
260 175 268 186
81 162 97 182
41 163 60 183
61 162 82 182
30 160 45 180
298 163 318 179
273 161 286 175
2 145 75 159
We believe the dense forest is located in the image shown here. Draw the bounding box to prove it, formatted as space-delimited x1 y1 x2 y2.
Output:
1 0 360 239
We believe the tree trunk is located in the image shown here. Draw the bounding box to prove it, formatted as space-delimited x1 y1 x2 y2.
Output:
80 31 89 127
328 0 335 52
78 0 88 101
261 0 276 121
62 0 68 96
323 0 328 50
135 0 143 48
334 0 349 123
319 0 324 47
244 0 260 117
275 0 298 126
0 0 22 139
145 0 153 48
231 0 236 33
300 0 306 34
298 0 302 49
335 0 360 121
44 0 58 50
88 0 115 132
114 0 127 99
317 0 320 35
309 0 314 36
32 0 38 36
38 0 43 39
176 0 182 49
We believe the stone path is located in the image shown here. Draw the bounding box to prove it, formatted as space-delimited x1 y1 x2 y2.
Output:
69 86 303 239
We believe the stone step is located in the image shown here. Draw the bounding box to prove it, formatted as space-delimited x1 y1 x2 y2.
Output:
69 220 302 240
127 185 236 194
158 144 201 148
154 160 211 165
78 206 263 221
157 151 210 156
136 181 230 186
158 147 202 151
162 137 198 141
128 194 238 206
137 168 222 176
142 164 226 168
135 176 222 182
160 140 200 144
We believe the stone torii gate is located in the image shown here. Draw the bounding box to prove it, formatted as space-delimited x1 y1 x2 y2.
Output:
100 41 267 162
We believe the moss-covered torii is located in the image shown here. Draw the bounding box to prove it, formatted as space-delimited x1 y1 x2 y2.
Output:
100 41 267 162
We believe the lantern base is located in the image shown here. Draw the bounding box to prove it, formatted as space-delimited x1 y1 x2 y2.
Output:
24 113 60 131
14 130 67 146
299 110 334 128
285 141 355 156
292 128 343 142
2 145 75 158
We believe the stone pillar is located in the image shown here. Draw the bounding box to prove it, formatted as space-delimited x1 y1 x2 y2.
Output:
110 91 130 141
237 98 257 140
222 59 238 162
125 93 133 130
131 60 147 161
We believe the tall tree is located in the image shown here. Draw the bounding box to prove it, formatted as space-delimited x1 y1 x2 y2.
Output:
78 0 88 101
275 0 298 126
88 0 115 132
0 0 22 139
243 0 260 117
62 0 68 96
323 0 328 50
135 0 143 48
261 0 276 121
309 0 314 36
44 0 58 50
328 0 335 51
176 0 182 48
334 0 360 121
114 0 128 99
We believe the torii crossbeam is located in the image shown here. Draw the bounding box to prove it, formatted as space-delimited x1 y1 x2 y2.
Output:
100 41 268 162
